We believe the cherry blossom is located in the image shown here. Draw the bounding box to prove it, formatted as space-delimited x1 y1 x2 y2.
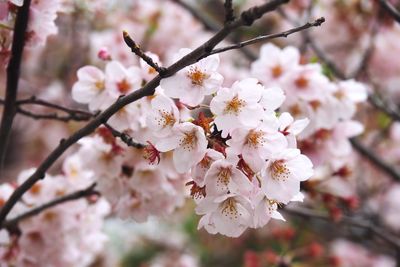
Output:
261 149 313 204
210 78 265 138
155 122 207 173
160 48 223 107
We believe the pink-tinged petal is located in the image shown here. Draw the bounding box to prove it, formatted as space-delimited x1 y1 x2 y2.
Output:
239 105 263 127
198 54 220 71
261 87 285 112
72 82 98 104
288 154 313 181
242 146 264 172
341 120 364 137
262 177 300 204
290 118 309 135
236 78 263 103
155 135 180 152
77 66 104 83
180 86 205 106
290 192 305 202
159 74 188 99
259 43 281 60
271 210 286 221
105 61 127 81
279 112 294 130
281 46 300 66
203 73 224 95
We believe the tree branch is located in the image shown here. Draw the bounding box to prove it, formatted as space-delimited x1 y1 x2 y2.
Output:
379 0 400 24
1 183 99 232
122 31 166 74
0 0 291 224
0 96 95 122
16 107 93 122
284 206 400 250
104 123 145 149
0 0 32 174
368 94 400 122
350 138 400 182
224 0 235 23
208 17 325 56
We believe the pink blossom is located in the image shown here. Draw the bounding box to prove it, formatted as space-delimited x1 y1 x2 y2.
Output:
160 48 223 106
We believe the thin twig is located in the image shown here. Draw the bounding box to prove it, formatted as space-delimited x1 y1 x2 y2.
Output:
209 17 325 56
224 0 235 23
122 31 166 75
16 107 93 122
0 0 32 174
379 0 400 24
284 206 400 250
0 0 291 224
172 0 257 60
1 183 99 231
104 123 145 149
350 138 400 182
369 94 400 122
16 96 93 117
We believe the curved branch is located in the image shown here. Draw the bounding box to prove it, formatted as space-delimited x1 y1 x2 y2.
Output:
350 138 400 182
209 17 325 56
1 183 99 232
0 0 290 224
284 206 400 250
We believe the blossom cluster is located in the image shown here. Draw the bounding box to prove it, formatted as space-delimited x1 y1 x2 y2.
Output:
0 0 62 56
71 45 315 237
251 43 367 198
0 169 109 267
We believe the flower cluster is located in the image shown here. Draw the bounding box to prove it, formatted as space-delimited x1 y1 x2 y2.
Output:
71 46 314 237
0 169 109 267
251 43 367 196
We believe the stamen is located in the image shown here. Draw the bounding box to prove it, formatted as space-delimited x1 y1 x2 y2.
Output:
179 130 197 151
269 160 290 181
187 66 209 86
223 96 246 115
246 130 265 148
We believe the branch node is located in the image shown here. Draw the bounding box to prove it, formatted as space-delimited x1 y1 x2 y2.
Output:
122 31 165 74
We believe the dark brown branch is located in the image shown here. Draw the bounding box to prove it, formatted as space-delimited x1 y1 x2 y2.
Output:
122 31 166 75
0 0 290 225
104 123 145 149
284 206 400 250
209 17 325 56
172 0 257 60
379 0 400 24
0 0 32 174
224 0 235 23
16 107 93 122
369 94 400 122
1 183 99 232
171 0 221 32
16 96 93 117
350 138 400 181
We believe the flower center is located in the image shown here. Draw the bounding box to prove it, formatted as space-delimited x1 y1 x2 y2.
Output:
187 67 209 86
95 80 105 91
272 65 283 78
295 76 309 89
246 130 265 148
217 167 231 188
224 95 246 115
221 197 240 219
157 109 176 127
269 159 290 181
117 79 131 93
179 130 198 151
